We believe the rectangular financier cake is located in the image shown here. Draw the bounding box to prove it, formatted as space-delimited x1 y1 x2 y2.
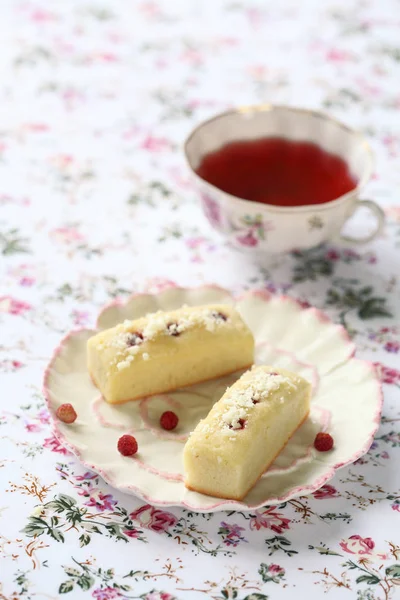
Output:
183 365 311 500
87 304 254 404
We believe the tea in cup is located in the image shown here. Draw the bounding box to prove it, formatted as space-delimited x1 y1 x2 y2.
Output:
184 105 384 255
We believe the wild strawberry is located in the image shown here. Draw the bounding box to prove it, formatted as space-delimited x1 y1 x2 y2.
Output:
117 434 138 456
160 411 179 431
56 403 77 424
314 432 334 452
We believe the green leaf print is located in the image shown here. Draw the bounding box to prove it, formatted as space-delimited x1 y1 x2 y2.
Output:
292 252 334 282
264 536 298 557
385 564 400 578
76 574 95 591
243 594 269 600
356 574 380 585
79 533 91 547
326 282 392 327
23 493 147 546
59 580 74 593
0 228 30 255
358 297 393 319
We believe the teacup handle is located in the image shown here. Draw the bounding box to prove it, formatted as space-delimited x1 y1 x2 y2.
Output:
336 199 385 245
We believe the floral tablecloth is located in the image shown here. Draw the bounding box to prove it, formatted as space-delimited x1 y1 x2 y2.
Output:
1 1 400 599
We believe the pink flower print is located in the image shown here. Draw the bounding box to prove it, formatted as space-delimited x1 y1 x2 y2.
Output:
102 53 119 62
130 504 177 533
62 87 85 109
385 341 400 353
75 470 97 481
237 231 258 247
261 563 286 582
340 535 375 556
71 310 90 327
140 136 171 152
77 482 96 498
326 49 354 63
43 435 70 455
51 226 84 245
392 503 400 512
340 535 389 560
0 297 32 315
247 65 268 80
145 593 176 600
312 484 338 499
123 528 141 538
373 362 400 385
84 491 117 512
53 154 74 169
122 125 142 140
269 564 285 575
187 99 217 111
219 522 247 547
381 451 389 459
25 423 42 433
20 277 35 287
25 123 50 133
201 194 221 228
249 507 291 533
37 409 50 424
246 7 265 28
11 360 24 370
382 134 399 158
186 236 204 249
325 249 340 261
140 2 161 18
180 47 203 67
92 588 121 600
29 8 56 22
356 78 382 99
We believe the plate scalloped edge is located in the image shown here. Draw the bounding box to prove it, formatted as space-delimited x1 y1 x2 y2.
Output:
43 285 383 512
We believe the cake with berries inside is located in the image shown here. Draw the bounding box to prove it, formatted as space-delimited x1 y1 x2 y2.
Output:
183 365 311 500
87 304 254 404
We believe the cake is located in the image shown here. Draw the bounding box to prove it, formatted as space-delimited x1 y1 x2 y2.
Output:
87 304 254 404
183 365 311 500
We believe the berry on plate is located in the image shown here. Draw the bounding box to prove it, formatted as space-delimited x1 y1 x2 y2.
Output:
56 403 77 424
160 411 179 431
314 432 334 452
117 434 138 456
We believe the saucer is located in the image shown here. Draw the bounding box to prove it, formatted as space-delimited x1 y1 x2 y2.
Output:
44 285 382 512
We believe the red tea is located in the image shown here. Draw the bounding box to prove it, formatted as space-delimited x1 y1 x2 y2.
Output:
195 137 358 207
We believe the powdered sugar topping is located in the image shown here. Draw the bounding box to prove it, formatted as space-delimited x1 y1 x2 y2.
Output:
221 368 296 431
105 305 232 370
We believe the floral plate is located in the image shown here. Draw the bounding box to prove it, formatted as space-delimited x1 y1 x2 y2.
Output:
44 286 382 512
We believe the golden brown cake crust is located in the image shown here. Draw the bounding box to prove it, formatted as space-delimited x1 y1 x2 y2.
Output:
184 410 310 501
89 363 253 404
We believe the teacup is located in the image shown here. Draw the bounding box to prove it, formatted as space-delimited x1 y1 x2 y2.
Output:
184 105 384 255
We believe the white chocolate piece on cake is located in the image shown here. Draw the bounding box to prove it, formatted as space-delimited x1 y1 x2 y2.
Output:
87 304 254 404
183 365 311 500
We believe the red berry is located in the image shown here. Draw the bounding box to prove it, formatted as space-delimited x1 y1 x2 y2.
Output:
160 411 179 431
314 432 334 452
229 418 246 430
117 434 138 456
56 403 77 424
